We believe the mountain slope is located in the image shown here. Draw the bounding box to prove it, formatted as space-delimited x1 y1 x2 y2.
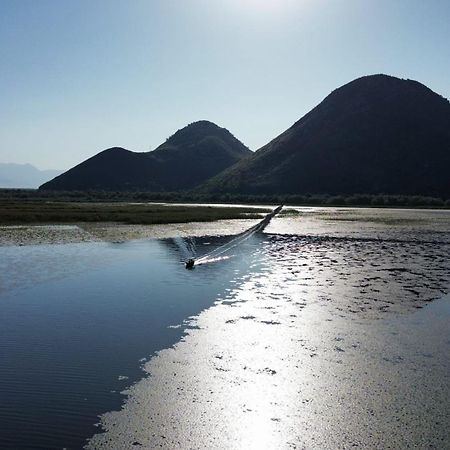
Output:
0 163 62 189
200 75 450 198
40 121 252 191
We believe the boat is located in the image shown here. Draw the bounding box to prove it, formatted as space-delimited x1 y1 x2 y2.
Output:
184 203 284 269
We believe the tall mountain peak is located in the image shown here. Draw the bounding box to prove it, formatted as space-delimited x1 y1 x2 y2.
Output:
201 74 450 198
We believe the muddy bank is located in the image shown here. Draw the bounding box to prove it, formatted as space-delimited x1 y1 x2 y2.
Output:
0 219 261 246
269 206 450 244
2 206 449 247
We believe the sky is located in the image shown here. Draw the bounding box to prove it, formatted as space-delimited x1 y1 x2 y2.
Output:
1 0 449 170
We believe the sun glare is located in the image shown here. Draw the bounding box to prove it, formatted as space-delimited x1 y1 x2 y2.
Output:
227 0 300 16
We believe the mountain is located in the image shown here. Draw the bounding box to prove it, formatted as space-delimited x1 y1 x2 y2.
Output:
40 121 252 191
0 163 62 189
200 75 450 198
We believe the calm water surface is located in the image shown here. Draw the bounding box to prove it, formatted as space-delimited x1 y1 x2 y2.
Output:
0 236 258 449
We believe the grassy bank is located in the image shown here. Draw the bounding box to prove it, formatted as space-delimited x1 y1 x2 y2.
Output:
1 189 449 209
0 201 268 226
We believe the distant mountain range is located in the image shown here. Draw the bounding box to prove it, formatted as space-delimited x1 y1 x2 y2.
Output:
40 75 450 198
40 121 252 191
0 163 62 189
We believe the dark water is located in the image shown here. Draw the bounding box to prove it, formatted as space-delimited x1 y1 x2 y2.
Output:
0 235 262 449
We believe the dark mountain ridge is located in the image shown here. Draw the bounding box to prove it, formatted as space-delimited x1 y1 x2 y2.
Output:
41 75 450 198
40 121 252 191
200 75 450 198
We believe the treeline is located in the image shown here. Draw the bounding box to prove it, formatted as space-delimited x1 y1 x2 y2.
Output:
1 189 449 208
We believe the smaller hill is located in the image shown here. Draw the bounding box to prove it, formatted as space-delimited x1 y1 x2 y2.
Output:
40 121 252 191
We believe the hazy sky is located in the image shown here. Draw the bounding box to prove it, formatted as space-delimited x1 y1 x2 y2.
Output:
1 0 449 170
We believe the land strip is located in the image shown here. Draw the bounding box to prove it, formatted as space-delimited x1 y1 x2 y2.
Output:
0 200 267 226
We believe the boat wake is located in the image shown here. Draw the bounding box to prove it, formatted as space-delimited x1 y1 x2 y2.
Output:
195 255 232 266
187 204 284 268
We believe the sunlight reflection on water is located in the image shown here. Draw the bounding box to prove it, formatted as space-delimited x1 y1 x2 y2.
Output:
1 209 449 449
87 224 450 449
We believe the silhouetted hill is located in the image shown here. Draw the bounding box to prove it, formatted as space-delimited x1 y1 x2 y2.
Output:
200 75 450 198
0 163 62 188
40 121 251 191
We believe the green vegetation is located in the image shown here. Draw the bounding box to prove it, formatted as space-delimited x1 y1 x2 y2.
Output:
0 190 447 226
0 198 267 226
1 189 449 208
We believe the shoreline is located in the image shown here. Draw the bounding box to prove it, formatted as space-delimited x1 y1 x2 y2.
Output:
1 188 449 210
2 206 450 247
0 201 268 227
0 219 263 247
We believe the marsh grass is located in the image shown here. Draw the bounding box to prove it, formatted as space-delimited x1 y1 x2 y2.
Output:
1 189 448 208
0 201 267 225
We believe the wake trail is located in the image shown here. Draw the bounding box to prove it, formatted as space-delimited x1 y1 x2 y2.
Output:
195 204 283 266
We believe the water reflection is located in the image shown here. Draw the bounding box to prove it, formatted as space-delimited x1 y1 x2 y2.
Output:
0 236 261 450
1 210 449 449
88 232 450 449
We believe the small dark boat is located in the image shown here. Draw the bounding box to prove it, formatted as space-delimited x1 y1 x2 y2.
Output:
185 258 195 269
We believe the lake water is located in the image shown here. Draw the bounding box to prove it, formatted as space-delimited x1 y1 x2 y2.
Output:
0 208 449 449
